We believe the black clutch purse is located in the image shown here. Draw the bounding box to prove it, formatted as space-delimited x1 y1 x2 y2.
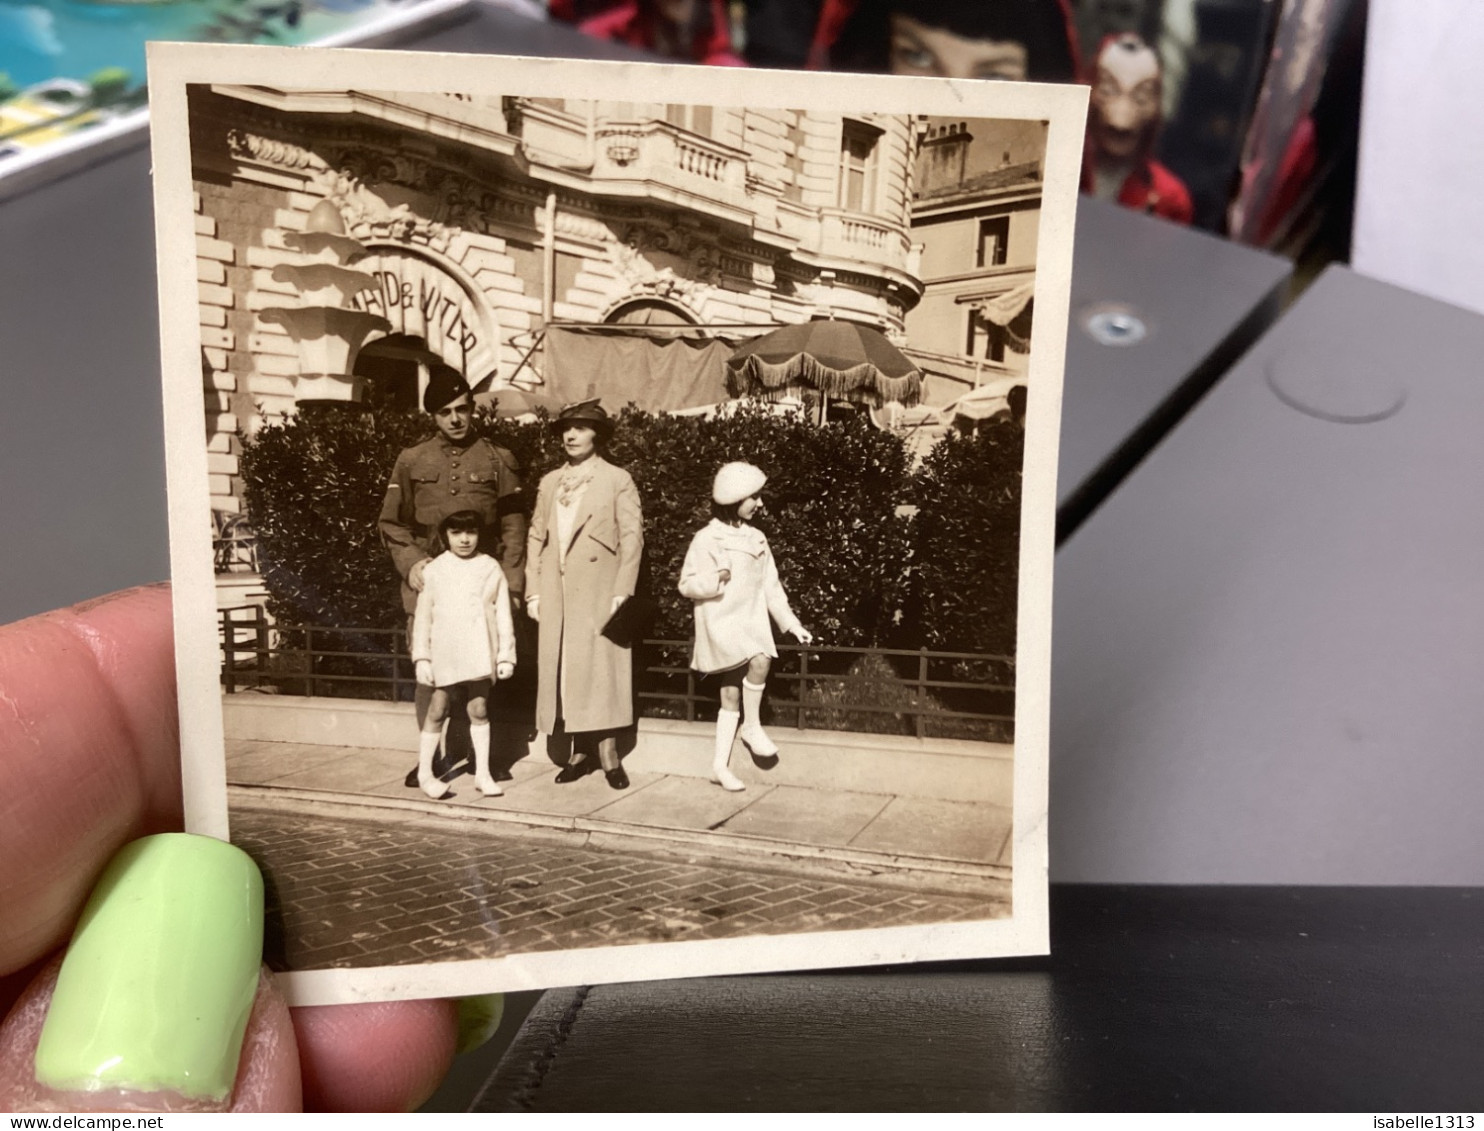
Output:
600 593 657 648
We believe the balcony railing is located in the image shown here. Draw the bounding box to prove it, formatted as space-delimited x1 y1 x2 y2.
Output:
816 207 912 274
592 120 749 201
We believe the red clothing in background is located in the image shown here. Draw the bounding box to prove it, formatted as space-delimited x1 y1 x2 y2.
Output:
548 0 619 21
1113 160 1195 225
579 0 744 66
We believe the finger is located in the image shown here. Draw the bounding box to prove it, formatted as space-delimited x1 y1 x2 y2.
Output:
0 961 301 1113
0 958 46 1028
0 585 181 977
293 998 459 1113
0 835 298 1112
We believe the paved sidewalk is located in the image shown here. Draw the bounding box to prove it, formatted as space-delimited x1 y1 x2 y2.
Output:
227 736 1014 970
233 805 1004 970
227 737 1013 889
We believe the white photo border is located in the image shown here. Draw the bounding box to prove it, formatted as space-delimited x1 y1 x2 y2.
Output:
149 39 1087 1006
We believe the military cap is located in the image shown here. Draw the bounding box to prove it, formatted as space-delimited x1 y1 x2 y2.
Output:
423 363 472 414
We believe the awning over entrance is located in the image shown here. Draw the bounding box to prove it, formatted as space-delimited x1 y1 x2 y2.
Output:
543 325 734 413
957 282 1035 353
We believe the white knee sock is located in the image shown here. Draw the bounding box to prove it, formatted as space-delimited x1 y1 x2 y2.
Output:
470 721 501 796
712 708 744 791
417 729 446 799
739 679 778 757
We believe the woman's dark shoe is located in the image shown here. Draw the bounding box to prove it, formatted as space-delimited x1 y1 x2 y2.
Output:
554 758 592 784
604 766 630 790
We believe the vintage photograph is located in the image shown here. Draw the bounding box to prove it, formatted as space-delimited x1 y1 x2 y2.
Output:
149 43 1085 1002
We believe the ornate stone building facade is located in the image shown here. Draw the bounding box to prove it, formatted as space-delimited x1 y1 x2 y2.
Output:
189 85 923 514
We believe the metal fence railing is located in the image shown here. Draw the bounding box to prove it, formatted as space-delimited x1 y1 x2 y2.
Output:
219 605 1015 741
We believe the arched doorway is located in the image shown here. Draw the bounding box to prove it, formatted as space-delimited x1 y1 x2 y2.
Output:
353 334 445 412
350 246 501 390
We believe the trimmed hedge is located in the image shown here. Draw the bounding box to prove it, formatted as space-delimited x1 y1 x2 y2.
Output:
237 403 1020 660
907 418 1023 658
238 404 425 632
606 404 913 648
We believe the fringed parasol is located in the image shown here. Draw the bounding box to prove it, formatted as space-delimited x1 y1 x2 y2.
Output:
726 321 922 407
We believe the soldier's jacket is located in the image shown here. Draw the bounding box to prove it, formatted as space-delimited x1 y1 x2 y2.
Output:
379 434 526 614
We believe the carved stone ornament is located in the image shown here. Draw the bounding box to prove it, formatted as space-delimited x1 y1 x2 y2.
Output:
322 172 452 251
227 130 327 173
552 206 615 244
613 222 724 291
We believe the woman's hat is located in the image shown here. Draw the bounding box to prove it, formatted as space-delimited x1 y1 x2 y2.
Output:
713 462 767 505
549 398 613 435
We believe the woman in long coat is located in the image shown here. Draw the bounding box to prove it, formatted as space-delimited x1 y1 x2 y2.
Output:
524 400 645 789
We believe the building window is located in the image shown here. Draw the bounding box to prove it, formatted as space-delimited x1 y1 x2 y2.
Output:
966 311 1007 363
605 299 696 325
665 103 713 136
783 118 805 202
977 216 1010 268
838 120 881 212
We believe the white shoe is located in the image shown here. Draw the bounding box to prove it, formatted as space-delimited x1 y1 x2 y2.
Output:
471 723 502 796
713 764 745 792
712 708 746 791
418 731 449 799
738 724 778 758
740 679 779 757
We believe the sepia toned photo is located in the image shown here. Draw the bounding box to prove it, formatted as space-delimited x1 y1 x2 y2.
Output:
149 42 1086 1004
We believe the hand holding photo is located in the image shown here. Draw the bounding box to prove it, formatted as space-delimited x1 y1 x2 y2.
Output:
148 40 1086 1004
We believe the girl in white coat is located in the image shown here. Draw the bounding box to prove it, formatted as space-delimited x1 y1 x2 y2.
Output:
412 510 517 799
679 463 813 791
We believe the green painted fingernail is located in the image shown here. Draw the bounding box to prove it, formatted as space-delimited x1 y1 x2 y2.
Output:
455 994 505 1055
35 834 264 1101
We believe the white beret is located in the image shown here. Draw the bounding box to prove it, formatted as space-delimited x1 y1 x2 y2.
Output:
712 462 768 505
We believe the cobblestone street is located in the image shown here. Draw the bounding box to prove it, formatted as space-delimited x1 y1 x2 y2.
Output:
233 805 1008 971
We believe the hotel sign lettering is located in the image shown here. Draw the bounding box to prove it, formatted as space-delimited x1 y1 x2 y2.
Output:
353 251 498 378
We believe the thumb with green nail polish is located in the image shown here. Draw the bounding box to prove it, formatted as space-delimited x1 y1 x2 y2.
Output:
0 833 301 1112
0 831 471 1113
35 835 266 1102
0 588 469 1111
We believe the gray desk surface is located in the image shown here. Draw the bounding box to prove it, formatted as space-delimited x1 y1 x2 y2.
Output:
1052 264 1484 885
1060 197 1290 535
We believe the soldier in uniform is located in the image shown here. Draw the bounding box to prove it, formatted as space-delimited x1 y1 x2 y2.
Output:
379 363 526 788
